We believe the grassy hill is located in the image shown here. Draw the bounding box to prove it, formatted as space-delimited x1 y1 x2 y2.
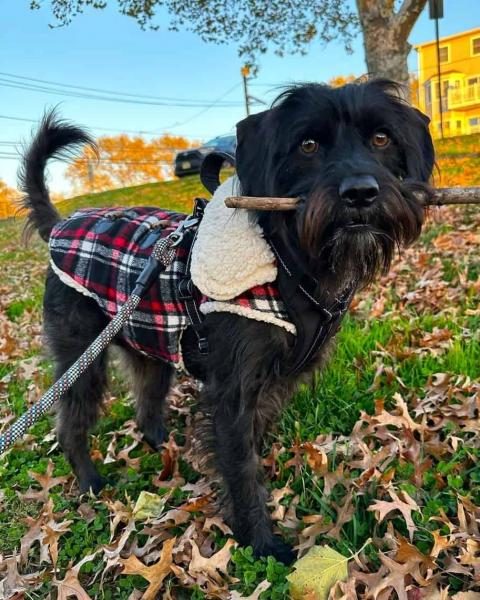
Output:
0 165 480 597
57 174 205 216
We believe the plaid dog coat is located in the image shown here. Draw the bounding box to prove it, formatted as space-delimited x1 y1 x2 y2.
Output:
49 206 293 367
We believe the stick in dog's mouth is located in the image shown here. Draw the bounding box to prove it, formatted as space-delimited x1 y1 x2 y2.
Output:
225 187 480 211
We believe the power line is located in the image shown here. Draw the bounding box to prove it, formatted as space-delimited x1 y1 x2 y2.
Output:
0 150 180 166
0 114 211 138
157 82 243 131
0 75 244 108
0 71 244 106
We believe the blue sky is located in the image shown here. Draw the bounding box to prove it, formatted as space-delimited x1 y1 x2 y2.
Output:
0 0 476 193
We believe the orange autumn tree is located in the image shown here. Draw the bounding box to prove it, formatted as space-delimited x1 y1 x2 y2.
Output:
0 179 18 219
328 75 357 87
329 73 420 107
66 134 191 193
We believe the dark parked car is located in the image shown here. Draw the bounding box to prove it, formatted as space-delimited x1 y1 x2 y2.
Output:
174 134 236 178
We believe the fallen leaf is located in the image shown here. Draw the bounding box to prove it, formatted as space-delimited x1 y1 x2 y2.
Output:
54 551 98 600
188 538 236 584
368 487 420 541
287 545 348 600
18 460 69 504
120 537 175 600
133 491 169 520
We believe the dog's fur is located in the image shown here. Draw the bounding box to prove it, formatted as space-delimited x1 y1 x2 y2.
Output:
20 80 434 563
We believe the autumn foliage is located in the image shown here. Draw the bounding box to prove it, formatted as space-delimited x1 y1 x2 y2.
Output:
0 179 19 219
66 133 192 193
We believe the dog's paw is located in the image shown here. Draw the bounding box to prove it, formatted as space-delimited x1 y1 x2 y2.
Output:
79 473 107 496
141 424 168 450
254 537 296 565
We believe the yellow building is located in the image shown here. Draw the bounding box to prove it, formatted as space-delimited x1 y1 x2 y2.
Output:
415 27 480 138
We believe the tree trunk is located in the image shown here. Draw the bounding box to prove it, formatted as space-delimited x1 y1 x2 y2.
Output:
361 22 411 93
356 0 429 101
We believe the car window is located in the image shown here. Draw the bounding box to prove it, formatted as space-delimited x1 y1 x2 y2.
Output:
204 136 236 149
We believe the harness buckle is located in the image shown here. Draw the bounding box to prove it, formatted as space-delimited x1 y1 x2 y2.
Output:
198 337 210 354
178 278 194 300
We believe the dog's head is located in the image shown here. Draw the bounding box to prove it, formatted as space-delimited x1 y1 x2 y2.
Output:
235 79 434 288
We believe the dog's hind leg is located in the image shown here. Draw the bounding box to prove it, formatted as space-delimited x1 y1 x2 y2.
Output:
121 350 173 449
44 270 110 494
54 352 108 494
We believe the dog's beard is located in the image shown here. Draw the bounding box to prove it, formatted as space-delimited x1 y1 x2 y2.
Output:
297 181 425 288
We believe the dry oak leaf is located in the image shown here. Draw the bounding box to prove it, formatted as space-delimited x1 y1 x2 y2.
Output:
395 535 436 572
363 553 417 600
268 484 294 521
297 515 332 557
120 537 176 600
327 489 355 541
20 511 50 565
42 518 73 567
54 551 99 600
367 487 420 541
18 459 69 503
0 553 44 598
188 538 237 584
287 545 348 600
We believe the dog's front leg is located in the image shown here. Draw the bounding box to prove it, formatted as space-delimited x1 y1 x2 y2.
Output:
212 394 294 563
199 315 295 563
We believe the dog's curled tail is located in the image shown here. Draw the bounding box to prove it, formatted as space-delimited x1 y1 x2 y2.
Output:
19 109 95 243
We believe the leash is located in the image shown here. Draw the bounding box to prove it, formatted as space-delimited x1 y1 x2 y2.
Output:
0 215 199 455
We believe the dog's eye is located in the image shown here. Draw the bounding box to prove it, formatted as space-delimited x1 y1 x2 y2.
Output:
371 131 390 148
300 139 319 154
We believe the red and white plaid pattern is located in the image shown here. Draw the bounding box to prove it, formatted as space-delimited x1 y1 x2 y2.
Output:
49 207 292 366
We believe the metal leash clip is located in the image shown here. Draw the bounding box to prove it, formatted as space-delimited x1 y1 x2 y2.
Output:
168 214 200 247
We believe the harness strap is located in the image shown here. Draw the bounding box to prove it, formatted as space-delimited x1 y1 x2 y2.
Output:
200 151 236 195
178 198 210 354
268 231 355 376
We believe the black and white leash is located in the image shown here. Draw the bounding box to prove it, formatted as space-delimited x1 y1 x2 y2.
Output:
0 216 199 455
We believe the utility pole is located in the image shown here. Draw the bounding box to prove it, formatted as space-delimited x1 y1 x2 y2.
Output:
429 0 444 139
241 65 251 116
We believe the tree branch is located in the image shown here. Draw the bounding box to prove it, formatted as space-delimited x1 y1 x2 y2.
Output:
394 0 429 41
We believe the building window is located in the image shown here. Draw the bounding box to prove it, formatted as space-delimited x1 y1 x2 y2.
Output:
456 120 462 133
469 117 480 133
439 46 449 63
472 37 480 56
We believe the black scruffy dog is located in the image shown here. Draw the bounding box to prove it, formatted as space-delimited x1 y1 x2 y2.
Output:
20 80 434 563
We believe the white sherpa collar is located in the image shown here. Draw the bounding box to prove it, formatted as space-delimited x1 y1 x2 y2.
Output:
190 176 277 301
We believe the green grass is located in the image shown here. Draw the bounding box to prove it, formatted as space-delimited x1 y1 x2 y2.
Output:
0 172 479 597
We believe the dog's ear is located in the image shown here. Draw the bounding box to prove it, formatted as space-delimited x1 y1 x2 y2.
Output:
405 108 435 182
235 110 271 195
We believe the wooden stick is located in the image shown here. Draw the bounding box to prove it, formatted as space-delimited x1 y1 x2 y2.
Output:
225 187 480 211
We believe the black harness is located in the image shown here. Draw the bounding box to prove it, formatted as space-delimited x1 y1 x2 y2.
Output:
191 153 355 376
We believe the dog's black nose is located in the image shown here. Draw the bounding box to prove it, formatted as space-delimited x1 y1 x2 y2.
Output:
339 175 379 206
